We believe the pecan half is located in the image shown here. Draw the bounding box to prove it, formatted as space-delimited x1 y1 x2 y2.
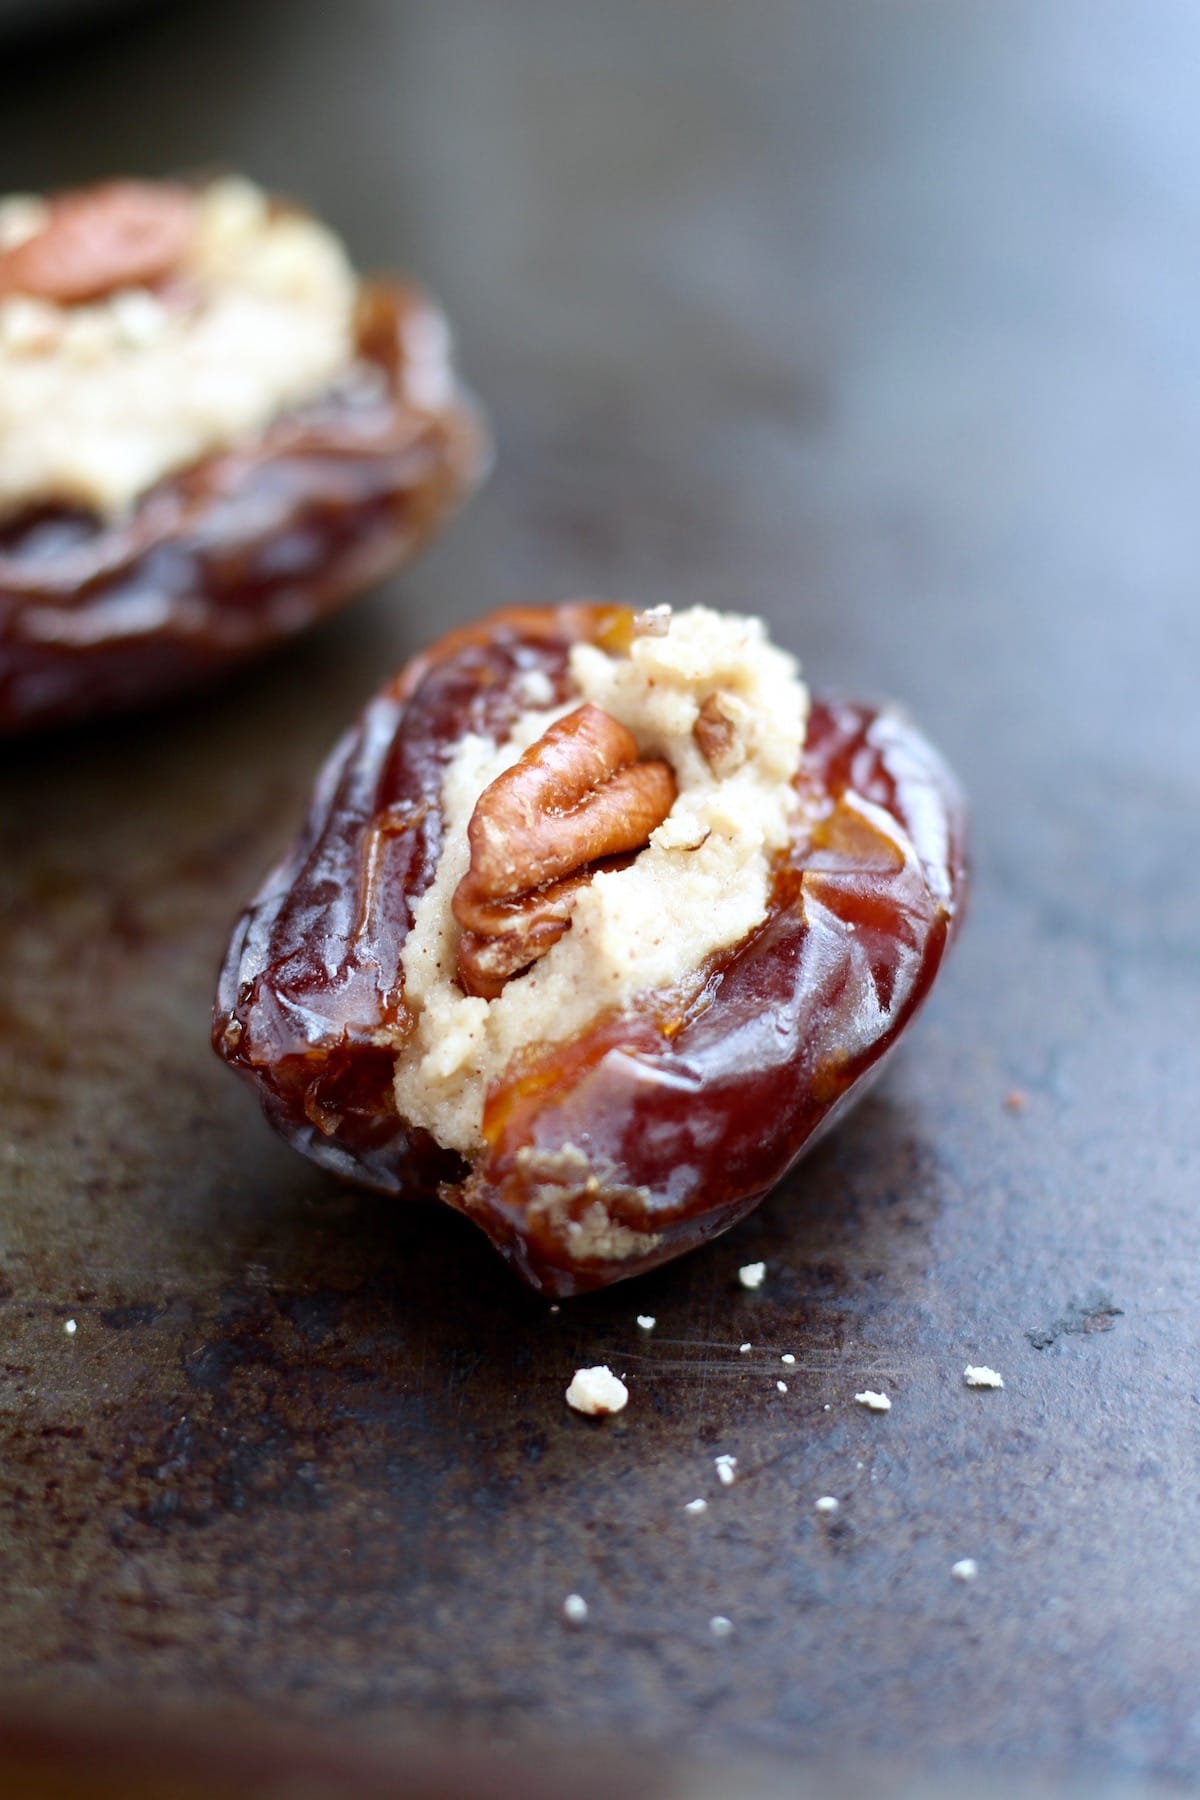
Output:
452 702 676 998
0 181 198 304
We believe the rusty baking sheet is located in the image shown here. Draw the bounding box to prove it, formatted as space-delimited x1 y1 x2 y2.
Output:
2 1 1199 1794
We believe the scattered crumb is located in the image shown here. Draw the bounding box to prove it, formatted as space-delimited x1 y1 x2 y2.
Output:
738 1261 766 1290
549 1304 560 1314
563 1593 589 1623
951 1559 979 1583
709 1615 734 1638
566 1365 629 1416
856 1460 864 1470
854 1390 892 1412
781 1353 795 1365
636 1315 656 1330
1004 1088 1029 1113
964 1364 1005 1389
739 1343 752 1355
714 1454 738 1486
815 1496 840 1515
685 1498 708 1515
776 1380 788 1394
63 1319 77 1336
823 1403 831 1412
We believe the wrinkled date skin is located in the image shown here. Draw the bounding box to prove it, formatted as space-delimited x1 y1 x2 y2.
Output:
214 603 968 1296
0 283 487 731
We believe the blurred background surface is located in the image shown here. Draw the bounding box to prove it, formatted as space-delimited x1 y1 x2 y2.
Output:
1 3 1198 1796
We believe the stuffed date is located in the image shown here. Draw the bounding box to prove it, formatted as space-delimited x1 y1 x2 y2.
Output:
0 176 486 730
214 601 967 1296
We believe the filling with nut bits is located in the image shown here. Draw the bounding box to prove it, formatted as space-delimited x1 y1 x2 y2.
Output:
394 605 809 1154
0 176 357 520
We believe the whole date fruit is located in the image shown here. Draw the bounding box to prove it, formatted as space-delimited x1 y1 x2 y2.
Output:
214 602 967 1296
0 181 486 732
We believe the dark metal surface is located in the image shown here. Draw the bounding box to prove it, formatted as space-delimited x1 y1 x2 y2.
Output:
1 1 1198 1793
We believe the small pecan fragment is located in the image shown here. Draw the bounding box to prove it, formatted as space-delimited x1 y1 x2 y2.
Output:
0 181 198 304
694 692 747 777
452 701 676 998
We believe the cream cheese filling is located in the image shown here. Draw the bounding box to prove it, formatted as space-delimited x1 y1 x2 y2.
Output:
393 606 809 1156
0 177 357 520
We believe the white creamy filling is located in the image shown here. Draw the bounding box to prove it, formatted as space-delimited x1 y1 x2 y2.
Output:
0 177 357 519
393 606 809 1156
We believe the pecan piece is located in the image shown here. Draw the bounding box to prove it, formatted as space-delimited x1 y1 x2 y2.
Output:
694 691 748 777
0 181 198 304
452 701 676 998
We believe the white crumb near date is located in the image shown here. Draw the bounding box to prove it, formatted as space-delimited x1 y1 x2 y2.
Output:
738 1261 766 1290
565 1365 629 1416
714 1454 738 1486
963 1364 1005 1389
563 1593 589 1623
854 1389 892 1412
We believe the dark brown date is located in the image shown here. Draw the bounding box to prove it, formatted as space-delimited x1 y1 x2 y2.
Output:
0 282 487 732
214 603 968 1296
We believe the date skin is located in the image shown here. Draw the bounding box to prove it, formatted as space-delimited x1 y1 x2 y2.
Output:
0 283 487 732
214 603 967 1297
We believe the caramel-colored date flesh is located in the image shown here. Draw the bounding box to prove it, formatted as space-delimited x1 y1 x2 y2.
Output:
0 283 486 732
214 603 967 1296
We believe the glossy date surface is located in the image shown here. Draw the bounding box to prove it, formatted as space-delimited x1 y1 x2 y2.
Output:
215 603 967 1296
0 283 487 732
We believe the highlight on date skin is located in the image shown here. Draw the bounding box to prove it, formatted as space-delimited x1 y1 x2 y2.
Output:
0 174 488 731
214 599 967 1297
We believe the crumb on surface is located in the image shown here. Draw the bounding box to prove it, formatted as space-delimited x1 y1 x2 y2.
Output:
636 1314 656 1330
739 1342 752 1354
685 1498 708 1515
963 1364 1005 1389
738 1261 766 1290
781 1353 795 1365
714 1454 737 1486
854 1390 891 1412
566 1365 629 1416
951 1559 979 1583
776 1380 788 1393
709 1615 734 1638
563 1593 589 1622
815 1496 839 1515
63 1318 77 1336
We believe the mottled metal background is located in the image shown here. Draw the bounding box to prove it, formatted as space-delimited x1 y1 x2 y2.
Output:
1 2 1198 1795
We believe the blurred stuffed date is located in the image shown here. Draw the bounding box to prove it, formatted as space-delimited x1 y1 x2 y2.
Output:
0 178 487 731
